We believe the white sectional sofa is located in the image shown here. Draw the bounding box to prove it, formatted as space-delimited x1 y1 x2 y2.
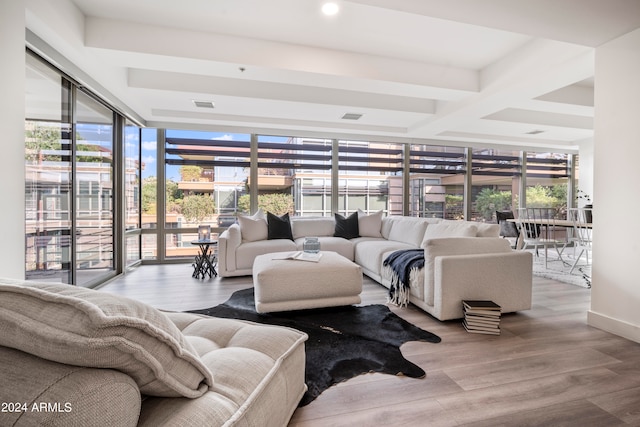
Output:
218 212 533 320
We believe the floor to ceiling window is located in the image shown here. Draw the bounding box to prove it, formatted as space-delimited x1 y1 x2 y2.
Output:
409 145 466 219
163 130 251 259
25 51 126 286
140 128 158 260
124 120 142 267
25 53 73 283
258 136 332 217
338 140 403 216
470 148 521 222
24 50 582 277
525 152 571 217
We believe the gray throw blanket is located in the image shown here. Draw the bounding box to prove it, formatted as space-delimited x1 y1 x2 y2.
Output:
383 249 424 307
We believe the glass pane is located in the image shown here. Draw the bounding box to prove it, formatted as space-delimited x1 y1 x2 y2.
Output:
338 139 402 216
125 234 140 264
124 121 141 266
409 145 466 219
75 90 114 286
525 152 570 218
125 122 140 230
142 233 157 260
471 148 521 223
25 53 73 283
258 136 331 217
165 130 250 229
141 128 158 229
165 231 219 260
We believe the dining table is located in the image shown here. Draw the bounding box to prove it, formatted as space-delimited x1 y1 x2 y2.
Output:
507 218 592 228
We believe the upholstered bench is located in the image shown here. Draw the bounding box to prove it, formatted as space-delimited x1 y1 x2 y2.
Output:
253 251 363 313
0 279 307 427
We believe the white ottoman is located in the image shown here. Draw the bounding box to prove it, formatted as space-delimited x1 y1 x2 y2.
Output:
253 251 363 313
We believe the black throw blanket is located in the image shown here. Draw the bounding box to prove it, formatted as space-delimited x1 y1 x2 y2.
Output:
383 249 425 306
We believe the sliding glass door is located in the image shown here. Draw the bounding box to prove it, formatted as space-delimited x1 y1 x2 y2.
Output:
74 90 115 285
25 52 118 286
25 54 73 282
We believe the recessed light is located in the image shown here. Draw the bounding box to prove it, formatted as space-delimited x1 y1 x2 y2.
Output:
322 2 339 16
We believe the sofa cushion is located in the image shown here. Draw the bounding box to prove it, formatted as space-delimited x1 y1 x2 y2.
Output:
475 222 501 237
267 212 294 241
236 239 297 269
357 209 383 238
380 216 396 239
291 216 335 239
146 313 308 427
238 209 268 242
354 239 414 276
0 281 213 398
388 217 429 246
334 212 360 239
423 222 478 241
0 346 141 427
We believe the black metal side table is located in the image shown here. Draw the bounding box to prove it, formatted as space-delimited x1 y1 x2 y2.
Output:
191 239 217 279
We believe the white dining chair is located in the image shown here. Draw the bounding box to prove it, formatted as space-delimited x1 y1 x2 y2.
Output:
516 207 567 269
567 207 593 274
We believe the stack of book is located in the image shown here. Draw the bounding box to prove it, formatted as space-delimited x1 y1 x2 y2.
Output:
462 300 501 335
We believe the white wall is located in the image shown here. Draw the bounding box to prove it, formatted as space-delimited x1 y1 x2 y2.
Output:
0 0 26 279
588 28 640 342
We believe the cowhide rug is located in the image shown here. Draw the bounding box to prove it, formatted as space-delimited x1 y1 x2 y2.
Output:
189 288 441 406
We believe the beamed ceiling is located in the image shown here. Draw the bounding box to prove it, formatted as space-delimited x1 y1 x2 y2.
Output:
25 0 640 152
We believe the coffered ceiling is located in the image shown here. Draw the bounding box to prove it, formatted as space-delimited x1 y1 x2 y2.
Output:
25 0 640 151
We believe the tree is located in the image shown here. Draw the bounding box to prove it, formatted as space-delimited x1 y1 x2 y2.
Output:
550 183 568 209
444 194 463 220
474 188 513 221
141 177 184 214
180 165 203 182
238 193 294 216
525 184 559 208
141 177 157 214
182 195 215 223
165 180 183 214
25 123 62 162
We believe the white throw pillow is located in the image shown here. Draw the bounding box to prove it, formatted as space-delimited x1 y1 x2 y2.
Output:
422 222 478 241
238 208 268 242
357 209 383 238
388 218 429 246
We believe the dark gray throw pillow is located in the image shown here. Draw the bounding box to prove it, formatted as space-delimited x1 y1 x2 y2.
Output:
334 212 360 239
267 212 294 241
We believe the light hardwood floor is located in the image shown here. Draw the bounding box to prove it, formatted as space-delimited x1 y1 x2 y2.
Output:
100 264 640 426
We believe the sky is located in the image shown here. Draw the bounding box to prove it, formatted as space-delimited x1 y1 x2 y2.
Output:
140 129 289 180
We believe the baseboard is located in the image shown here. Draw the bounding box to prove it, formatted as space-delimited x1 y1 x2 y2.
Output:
588 310 640 344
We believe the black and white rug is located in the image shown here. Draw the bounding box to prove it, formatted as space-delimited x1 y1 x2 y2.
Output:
189 288 441 406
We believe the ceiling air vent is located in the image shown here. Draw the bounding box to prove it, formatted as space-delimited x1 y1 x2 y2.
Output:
193 100 215 109
341 113 363 120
